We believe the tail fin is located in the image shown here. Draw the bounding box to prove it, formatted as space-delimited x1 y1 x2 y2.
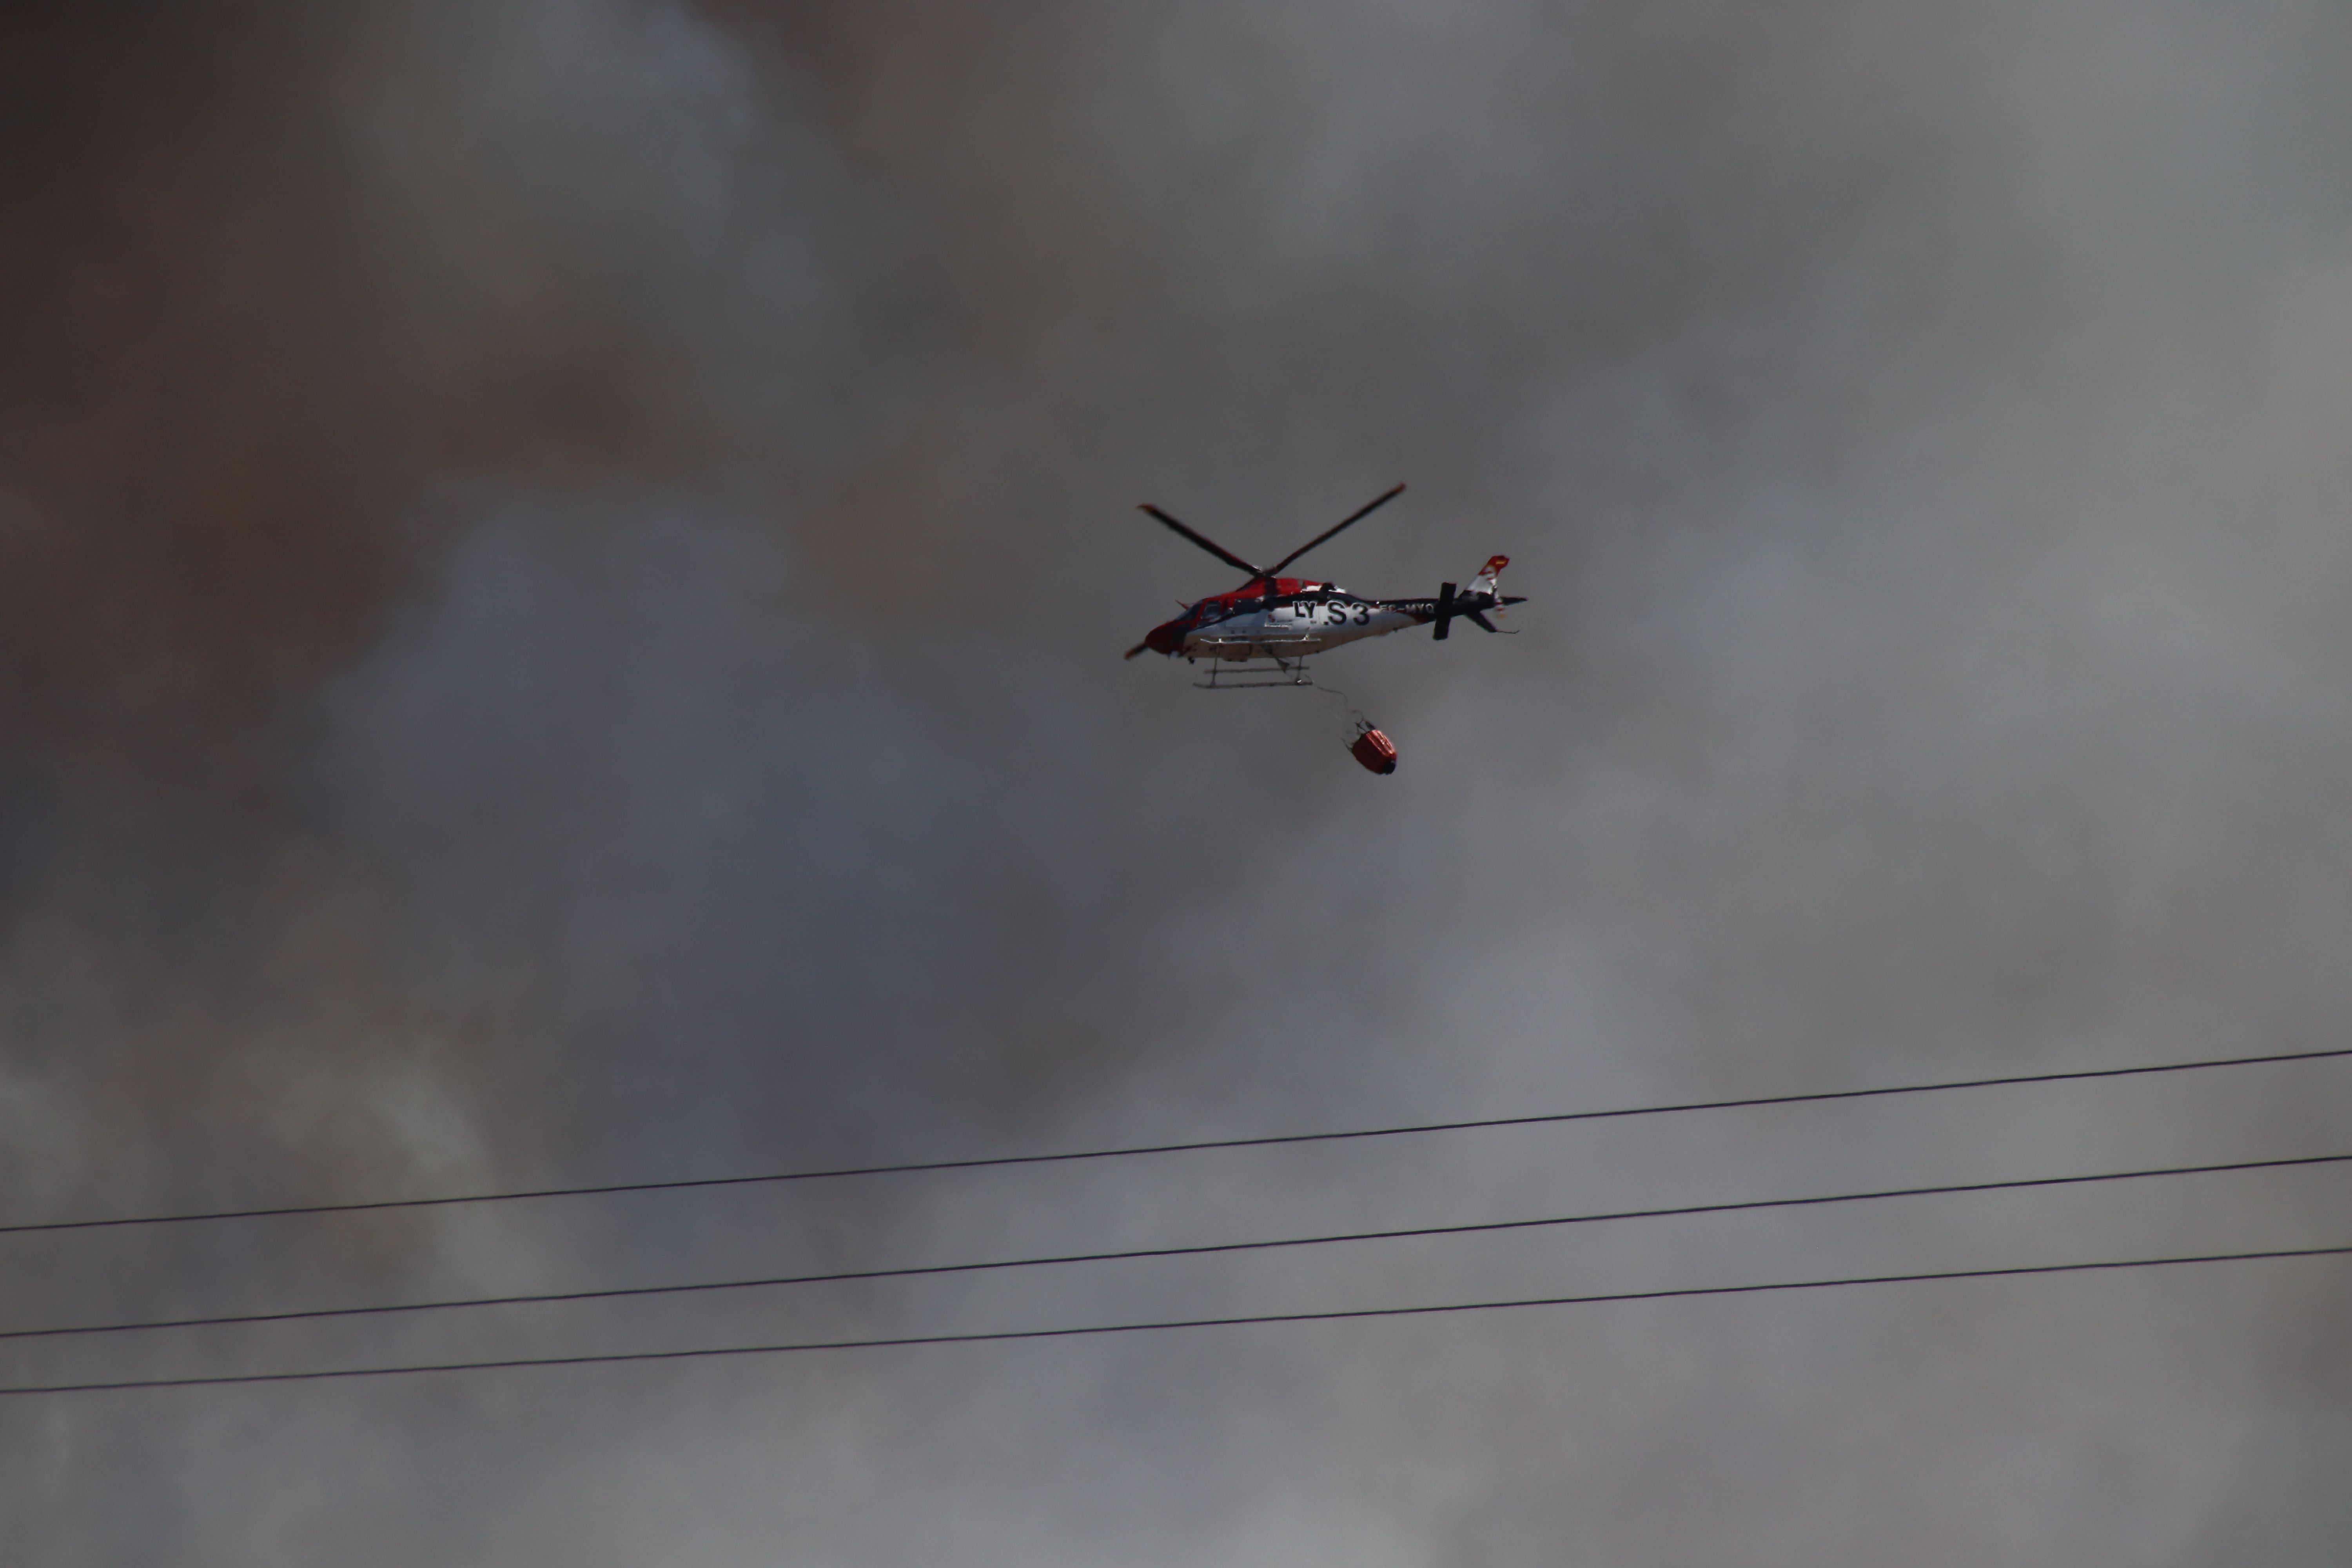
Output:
1432 556 1517 640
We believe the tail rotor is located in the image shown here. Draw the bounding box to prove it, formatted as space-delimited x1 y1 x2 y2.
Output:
1432 554 1518 639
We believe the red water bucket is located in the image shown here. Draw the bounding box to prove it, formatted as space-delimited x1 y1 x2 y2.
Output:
1350 727 1399 775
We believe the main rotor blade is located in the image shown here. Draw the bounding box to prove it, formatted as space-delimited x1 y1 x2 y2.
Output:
1137 505 1264 579
1265 483 1407 577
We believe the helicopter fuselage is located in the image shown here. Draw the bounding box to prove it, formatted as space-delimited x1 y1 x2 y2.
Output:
1143 578 1435 661
1122 482 1521 664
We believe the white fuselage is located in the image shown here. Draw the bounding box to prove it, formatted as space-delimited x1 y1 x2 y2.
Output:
1180 596 1422 661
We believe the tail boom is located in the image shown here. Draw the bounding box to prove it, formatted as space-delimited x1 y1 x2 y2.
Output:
1387 555 1523 639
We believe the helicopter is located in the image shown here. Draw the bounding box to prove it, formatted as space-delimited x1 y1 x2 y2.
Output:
1122 483 1524 673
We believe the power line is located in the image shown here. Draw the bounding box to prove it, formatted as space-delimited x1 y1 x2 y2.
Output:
9 1044 2347 1238
5 1242 2345 1397
10 1149 2347 1343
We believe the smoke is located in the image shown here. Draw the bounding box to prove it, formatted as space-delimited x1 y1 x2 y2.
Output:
5 0 2352 1561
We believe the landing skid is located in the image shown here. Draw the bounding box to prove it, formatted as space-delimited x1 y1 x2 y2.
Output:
1192 653 1315 690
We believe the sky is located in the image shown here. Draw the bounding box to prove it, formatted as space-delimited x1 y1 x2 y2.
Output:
4 1 2352 1562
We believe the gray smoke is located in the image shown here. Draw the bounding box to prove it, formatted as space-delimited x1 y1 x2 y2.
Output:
5 0 2352 1562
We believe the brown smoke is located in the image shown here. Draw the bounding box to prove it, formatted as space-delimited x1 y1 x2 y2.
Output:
5 1 2352 1563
